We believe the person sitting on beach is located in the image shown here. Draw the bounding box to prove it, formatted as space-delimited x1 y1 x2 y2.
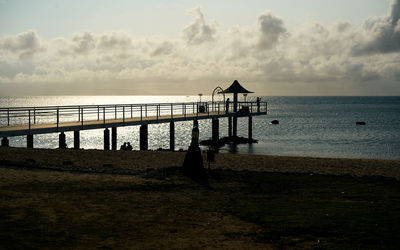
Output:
126 142 133 150
120 142 127 150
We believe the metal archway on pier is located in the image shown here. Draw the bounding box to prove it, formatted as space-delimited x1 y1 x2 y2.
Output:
211 86 225 112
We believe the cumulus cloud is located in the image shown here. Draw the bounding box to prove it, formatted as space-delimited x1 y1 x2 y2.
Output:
0 30 44 58
182 6 218 45
353 0 400 55
257 11 286 50
0 2 400 96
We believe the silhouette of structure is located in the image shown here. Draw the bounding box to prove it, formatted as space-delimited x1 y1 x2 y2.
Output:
0 82 267 150
222 80 254 137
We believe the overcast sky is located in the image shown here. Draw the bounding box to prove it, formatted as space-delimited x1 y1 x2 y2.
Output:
0 0 399 96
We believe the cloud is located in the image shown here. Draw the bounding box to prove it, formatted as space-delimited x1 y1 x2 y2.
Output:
257 11 286 50
0 30 44 58
182 6 218 45
352 0 400 55
1 2 400 96
71 32 96 54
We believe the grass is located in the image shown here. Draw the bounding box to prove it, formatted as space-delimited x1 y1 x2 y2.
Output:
220 171 400 249
0 165 399 249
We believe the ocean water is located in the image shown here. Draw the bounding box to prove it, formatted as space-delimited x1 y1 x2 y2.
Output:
0 96 399 160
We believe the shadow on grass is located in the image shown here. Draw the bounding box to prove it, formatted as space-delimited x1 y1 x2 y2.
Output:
217 171 400 249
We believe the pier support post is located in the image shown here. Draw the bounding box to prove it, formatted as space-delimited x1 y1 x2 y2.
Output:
74 130 80 149
112 127 117 150
27 134 33 148
1 137 9 147
170 122 175 151
248 116 253 140
104 128 110 150
59 132 66 149
212 118 219 143
228 117 232 137
233 117 237 137
140 124 148 151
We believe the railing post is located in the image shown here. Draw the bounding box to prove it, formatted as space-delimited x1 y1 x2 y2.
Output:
123 106 125 123
7 108 10 126
103 107 106 127
33 108 36 124
193 103 195 115
218 103 220 114
81 107 83 126
28 110 31 131
251 102 253 114
131 104 133 119
97 106 100 121
57 107 59 129
115 105 117 120
207 103 210 116
78 106 80 122
140 105 143 121
171 103 173 119
183 104 186 117
145 104 147 117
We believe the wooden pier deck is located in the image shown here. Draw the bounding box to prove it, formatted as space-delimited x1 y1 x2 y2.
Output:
0 101 267 138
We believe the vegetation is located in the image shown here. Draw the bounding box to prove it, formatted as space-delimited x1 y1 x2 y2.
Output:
1 164 399 249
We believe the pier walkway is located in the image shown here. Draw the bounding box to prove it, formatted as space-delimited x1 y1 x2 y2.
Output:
0 101 267 150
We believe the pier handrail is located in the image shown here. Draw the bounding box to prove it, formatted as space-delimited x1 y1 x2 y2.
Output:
0 101 267 129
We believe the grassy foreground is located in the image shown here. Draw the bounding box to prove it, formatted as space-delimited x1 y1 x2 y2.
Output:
0 148 400 249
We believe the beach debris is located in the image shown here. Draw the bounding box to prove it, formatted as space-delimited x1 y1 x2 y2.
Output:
356 121 366 125
271 120 279 124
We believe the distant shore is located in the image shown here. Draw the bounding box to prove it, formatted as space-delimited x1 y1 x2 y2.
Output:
1 147 399 180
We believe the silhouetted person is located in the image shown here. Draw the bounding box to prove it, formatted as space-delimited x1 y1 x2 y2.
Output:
127 142 132 150
256 97 261 112
120 142 127 150
226 98 230 114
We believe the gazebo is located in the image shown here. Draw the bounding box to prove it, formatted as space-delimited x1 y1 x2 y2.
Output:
222 80 253 112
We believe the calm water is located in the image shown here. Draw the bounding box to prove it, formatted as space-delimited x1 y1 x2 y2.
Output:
1 96 399 160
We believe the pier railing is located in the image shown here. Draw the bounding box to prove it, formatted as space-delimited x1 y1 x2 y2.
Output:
0 101 267 129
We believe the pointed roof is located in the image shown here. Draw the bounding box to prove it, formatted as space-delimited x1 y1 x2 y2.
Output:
222 80 254 94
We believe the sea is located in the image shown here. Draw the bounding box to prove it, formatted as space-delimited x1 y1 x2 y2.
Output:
0 96 399 160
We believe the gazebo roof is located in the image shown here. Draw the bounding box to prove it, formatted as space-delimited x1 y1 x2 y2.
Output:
222 80 253 94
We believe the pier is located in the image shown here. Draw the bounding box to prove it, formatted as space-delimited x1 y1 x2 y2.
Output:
0 81 268 150
0 101 267 150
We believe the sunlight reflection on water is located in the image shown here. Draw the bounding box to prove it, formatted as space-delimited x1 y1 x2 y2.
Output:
1 96 399 160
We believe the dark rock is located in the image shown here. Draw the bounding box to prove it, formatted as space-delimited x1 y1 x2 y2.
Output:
271 120 279 124
356 122 366 125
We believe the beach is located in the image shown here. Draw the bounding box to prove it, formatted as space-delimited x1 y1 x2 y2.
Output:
1 147 400 180
1 147 400 249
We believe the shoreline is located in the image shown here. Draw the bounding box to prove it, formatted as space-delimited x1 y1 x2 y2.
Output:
1 147 399 180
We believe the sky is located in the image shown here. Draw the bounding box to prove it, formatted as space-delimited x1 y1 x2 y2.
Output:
0 0 399 96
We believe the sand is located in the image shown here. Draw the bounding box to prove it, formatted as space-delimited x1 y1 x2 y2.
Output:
1 147 400 249
1 147 399 180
